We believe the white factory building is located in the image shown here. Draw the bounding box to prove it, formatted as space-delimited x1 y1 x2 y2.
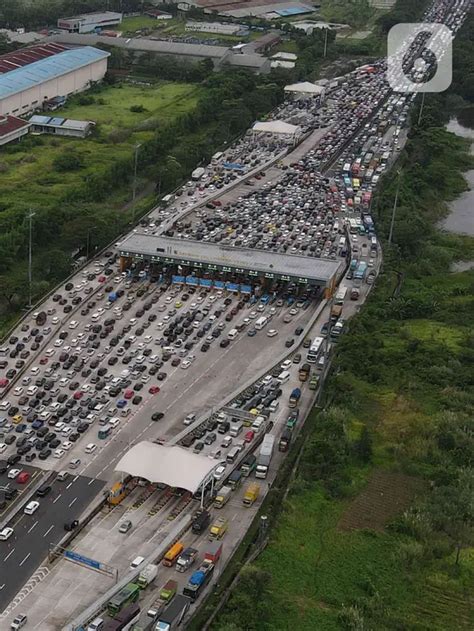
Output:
0 45 110 117
57 11 123 34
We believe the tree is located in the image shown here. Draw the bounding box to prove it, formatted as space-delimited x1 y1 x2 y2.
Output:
355 425 373 463
53 151 84 172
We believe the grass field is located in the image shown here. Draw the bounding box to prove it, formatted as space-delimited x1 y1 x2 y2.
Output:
0 82 200 210
116 15 160 33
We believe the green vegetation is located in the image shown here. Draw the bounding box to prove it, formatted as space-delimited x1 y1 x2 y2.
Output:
118 15 160 33
321 0 377 29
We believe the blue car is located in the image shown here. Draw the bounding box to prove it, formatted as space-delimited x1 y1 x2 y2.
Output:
116 399 127 409
15 423 27 433
32 419 44 430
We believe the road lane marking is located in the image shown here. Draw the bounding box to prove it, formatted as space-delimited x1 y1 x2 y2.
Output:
19 552 30 566
73 476 79 482
3 548 15 562
0 584 4 590
43 525 54 538
53 494 61 504
27 520 38 534
66 482 73 489
68 497 77 507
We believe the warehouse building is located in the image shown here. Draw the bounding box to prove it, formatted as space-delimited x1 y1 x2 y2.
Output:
0 114 31 146
57 11 123 34
0 46 109 117
29 115 94 138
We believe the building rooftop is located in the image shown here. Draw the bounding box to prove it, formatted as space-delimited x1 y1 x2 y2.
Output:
118 234 342 285
60 11 122 22
0 47 109 101
0 115 30 137
0 42 67 74
29 114 92 131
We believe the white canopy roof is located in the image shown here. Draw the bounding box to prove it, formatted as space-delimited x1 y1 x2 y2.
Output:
252 120 300 135
284 81 325 95
115 441 221 493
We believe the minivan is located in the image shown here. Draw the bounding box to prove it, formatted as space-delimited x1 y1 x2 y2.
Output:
37 484 52 497
87 617 104 631
277 370 290 384
130 555 145 570
227 328 238 340
221 435 233 449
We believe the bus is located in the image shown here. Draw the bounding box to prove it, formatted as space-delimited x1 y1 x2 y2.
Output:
348 218 358 234
107 583 140 616
334 286 348 305
354 261 368 282
98 424 112 439
255 316 268 330
240 454 257 477
307 337 324 363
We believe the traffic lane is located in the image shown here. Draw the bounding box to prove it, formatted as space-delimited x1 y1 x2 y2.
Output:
0 465 43 519
0 475 103 611
80 307 314 479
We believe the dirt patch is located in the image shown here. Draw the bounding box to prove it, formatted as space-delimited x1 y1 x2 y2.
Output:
337 470 426 532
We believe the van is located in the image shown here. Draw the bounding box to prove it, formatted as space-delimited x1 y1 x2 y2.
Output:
69 458 81 469
221 435 233 449
226 446 241 464
36 484 52 497
87 617 104 631
130 555 145 570
269 400 279 413
229 421 243 437
57 471 69 482
277 370 290 384
121 408 131 418
227 328 238 340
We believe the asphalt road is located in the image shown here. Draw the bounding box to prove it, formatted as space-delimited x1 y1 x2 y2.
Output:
0 474 103 611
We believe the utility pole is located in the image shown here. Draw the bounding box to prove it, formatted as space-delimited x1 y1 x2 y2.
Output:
417 92 426 125
27 210 35 309
388 170 402 246
323 27 329 58
132 143 141 223
86 226 97 260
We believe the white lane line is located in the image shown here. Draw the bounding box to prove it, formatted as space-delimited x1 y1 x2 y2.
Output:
66 482 73 489
27 520 38 534
0 583 4 590
68 497 77 508
72 476 79 482
3 548 15 562
43 525 54 538
53 494 62 504
19 552 31 567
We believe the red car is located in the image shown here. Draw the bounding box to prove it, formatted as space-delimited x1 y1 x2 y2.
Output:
0 378 9 388
149 385 160 394
244 430 255 443
39 357 48 365
73 391 83 400
17 471 30 484
98 276 106 283
124 389 134 400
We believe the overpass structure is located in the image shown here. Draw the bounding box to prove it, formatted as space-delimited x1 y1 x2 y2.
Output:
118 234 343 289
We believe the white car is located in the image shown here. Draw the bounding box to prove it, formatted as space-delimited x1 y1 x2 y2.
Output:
30 366 39 375
85 443 97 454
280 359 292 371
267 329 278 337
21 376 31 386
68 320 78 329
0 443 7 453
213 464 227 481
52 316 59 324
24 501 40 515
54 339 63 347
61 441 73 451
62 427 72 437
13 387 23 396
54 449 65 459
181 360 191 370
0 526 14 541
45 348 55 357
8 468 21 479
248 311 257 319
289 308 298 316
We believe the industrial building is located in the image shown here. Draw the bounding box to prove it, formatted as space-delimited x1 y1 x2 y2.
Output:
0 114 30 146
29 115 94 138
185 21 247 35
0 45 110 117
57 11 123 34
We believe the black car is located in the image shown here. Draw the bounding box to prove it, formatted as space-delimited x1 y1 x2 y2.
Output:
220 339 230 348
151 412 164 421
285 338 295 348
64 519 79 531
201 343 210 352
25 452 37 462
7 453 21 466
0 460 8 474
39 448 52 460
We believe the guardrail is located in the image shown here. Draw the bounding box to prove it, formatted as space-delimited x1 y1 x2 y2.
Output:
63 512 192 631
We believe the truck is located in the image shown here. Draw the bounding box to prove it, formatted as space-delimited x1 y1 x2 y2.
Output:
350 287 360 301
286 409 299 430
214 485 232 508
204 541 223 564
255 434 275 479
240 453 257 477
208 516 228 541
308 374 320 391
354 261 368 285
278 428 292 452
131 610 155 631
159 579 178 603
162 542 184 567
176 547 198 573
108 292 118 303
288 388 301 408
137 563 158 589
107 582 140 616
330 304 343 322
191 509 210 535
334 286 348 305
227 469 243 490
242 482 260 506
191 167 205 181
146 597 168 621
155 595 190 631
182 562 215 601
298 364 310 383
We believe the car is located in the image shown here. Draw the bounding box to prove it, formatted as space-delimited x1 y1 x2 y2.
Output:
247 329 257 337
183 413 196 426
149 385 160 394
292 353 301 363
119 520 132 533
193 441 204 453
0 526 14 541
213 464 227 480
285 338 295 348
24 500 40 515
85 443 97 454
132 395 142 405
204 432 216 445
7 468 21 479
10 614 28 630
151 412 164 421
54 449 65 459
17 471 30 484
267 329 278 337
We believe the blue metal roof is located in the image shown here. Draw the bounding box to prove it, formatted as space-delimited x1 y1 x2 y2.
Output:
0 47 109 100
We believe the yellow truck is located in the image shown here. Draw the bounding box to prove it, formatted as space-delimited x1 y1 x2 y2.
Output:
242 483 260 507
208 516 228 541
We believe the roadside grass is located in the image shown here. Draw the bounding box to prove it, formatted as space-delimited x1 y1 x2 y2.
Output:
402 319 467 352
0 82 200 211
115 15 160 32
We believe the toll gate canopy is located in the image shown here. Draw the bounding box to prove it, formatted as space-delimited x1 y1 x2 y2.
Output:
119 234 342 286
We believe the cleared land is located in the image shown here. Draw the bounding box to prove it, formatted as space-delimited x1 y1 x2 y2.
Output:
0 82 200 211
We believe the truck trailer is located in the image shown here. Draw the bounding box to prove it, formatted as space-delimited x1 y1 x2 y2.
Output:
255 434 275 479
155 595 191 631
137 563 158 589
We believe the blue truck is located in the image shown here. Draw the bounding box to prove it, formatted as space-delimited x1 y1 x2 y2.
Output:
182 562 215 601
